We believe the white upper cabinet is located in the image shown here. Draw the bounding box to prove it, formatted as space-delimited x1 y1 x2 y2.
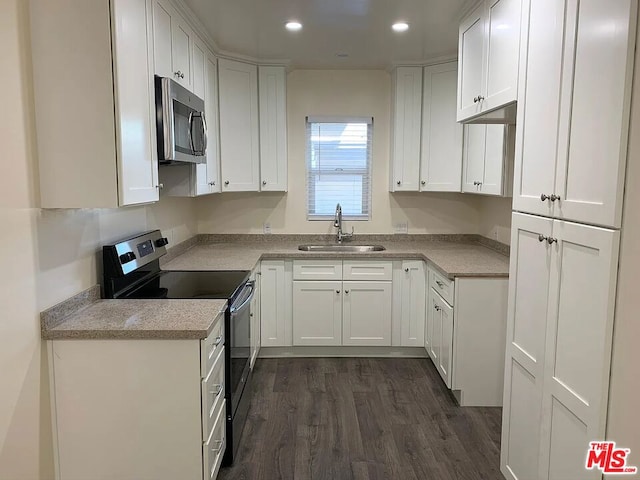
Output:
390 67 423 192
420 63 463 192
462 124 514 196
31 0 158 208
457 0 523 122
513 0 637 228
203 54 221 194
218 59 261 192
152 0 192 88
457 4 486 121
258 66 288 192
191 38 206 99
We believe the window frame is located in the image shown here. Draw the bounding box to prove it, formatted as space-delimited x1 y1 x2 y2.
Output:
305 116 373 221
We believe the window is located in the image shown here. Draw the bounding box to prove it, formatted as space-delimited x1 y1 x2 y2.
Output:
306 117 373 220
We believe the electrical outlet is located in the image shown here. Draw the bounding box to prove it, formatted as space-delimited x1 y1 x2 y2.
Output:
394 222 408 234
263 223 272 234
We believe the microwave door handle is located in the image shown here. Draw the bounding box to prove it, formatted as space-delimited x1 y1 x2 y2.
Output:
190 112 207 156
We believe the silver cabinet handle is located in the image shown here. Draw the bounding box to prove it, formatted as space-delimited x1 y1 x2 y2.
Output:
478 95 484 101
224 180 230 186
473 96 479 103
397 180 401 186
211 440 224 454
405 268 410 273
208 181 216 186
538 234 547 243
547 237 558 245
550 194 560 202
345 290 350 294
213 335 223 346
421 180 426 186
435 280 444 288
262 180 267 186
541 194 550 201
156 183 164 190
174 70 185 79
434 305 441 312
336 290 340 294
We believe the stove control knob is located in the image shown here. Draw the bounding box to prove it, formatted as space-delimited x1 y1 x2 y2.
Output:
119 252 136 264
155 237 169 248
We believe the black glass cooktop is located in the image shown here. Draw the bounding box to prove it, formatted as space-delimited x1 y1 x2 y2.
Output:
121 270 250 300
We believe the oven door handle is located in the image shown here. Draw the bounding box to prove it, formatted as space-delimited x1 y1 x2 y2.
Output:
230 281 255 315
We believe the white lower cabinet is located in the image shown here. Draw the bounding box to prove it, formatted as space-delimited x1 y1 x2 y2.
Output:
342 281 392 346
395 261 426 347
426 265 508 406
501 213 620 480
249 266 261 368
293 281 343 346
49 315 225 480
260 260 293 347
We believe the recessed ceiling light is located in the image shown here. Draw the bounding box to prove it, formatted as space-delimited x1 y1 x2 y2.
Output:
336 53 349 58
285 21 302 32
392 22 409 33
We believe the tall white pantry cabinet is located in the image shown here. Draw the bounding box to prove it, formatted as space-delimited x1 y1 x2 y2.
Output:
501 1 637 479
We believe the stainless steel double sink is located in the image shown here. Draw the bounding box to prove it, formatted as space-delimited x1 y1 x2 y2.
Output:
297 244 386 252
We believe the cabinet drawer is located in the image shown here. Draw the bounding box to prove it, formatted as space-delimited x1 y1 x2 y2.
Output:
201 313 224 378
201 346 225 441
293 260 342 280
203 403 226 480
429 267 454 306
343 261 392 281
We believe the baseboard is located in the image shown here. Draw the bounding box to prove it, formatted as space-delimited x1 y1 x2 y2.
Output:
258 346 428 358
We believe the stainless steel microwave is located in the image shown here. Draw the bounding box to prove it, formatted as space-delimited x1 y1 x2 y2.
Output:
155 76 207 164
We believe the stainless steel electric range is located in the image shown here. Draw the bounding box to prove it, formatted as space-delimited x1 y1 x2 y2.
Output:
102 230 254 466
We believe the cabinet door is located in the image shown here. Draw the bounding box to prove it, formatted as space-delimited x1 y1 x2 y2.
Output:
390 67 422 191
511 0 568 217
201 54 220 194
260 260 292 347
191 38 206 99
483 0 521 111
342 282 392 346
400 261 426 347
420 63 463 192
427 288 441 366
218 59 260 192
461 125 486 193
111 0 159 205
553 0 636 228
480 124 507 196
438 296 454 389
457 3 486 121
250 269 261 369
151 0 173 78
537 220 619 479
258 66 288 192
500 213 552 480
170 17 192 87
293 281 342 346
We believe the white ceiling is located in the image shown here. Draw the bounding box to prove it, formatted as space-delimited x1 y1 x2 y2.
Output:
182 0 470 69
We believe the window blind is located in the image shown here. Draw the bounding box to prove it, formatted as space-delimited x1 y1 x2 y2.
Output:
306 117 373 221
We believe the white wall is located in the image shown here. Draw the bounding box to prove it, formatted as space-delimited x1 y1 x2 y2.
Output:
606 30 640 462
0 3 196 478
197 69 486 235
478 196 512 245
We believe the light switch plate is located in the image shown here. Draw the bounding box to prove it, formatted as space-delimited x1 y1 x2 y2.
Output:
263 223 272 234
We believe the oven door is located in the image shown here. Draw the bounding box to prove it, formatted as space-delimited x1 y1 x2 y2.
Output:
228 280 254 417
156 76 207 164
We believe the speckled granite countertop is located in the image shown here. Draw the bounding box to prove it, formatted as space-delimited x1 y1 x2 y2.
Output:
42 294 226 340
163 235 510 279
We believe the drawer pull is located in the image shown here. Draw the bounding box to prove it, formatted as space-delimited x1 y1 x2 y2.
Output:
211 384 223 397
213 335 223 346
435 280 444 288
211 439 224 454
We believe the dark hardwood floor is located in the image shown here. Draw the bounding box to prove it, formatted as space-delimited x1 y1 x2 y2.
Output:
219 357 503 480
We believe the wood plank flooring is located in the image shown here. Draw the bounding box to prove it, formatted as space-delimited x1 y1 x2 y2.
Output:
219 358 503 480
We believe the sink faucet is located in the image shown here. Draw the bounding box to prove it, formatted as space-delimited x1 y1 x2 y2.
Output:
334 203 354 243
